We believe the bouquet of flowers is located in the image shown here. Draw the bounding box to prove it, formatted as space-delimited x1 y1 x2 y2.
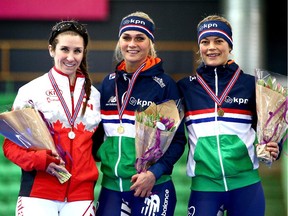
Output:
134 100 184 173
255 68 288 166
0 105 71 183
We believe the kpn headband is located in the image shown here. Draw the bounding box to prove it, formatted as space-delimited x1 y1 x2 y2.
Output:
118 16 155 42
197 20 233 49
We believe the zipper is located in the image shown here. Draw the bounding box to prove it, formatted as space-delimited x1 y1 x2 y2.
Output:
115 135 123 192
64 85 75 201
64 138 73 201
214 68 228 191
114 75 130 192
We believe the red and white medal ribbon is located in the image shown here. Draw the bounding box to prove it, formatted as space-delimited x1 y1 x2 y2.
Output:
115 62 146 134
48 70 85 139
196 67 241 116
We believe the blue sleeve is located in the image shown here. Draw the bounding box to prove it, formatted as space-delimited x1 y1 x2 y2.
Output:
147 76 187 179
92 121 105 161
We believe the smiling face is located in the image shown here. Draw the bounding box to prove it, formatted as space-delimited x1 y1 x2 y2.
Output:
49 32 84 79
119 30 151 72
199 36 231 67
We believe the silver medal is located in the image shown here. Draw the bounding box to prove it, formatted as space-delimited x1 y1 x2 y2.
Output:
68 131 75 139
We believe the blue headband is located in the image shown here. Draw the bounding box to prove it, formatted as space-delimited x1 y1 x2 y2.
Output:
118 16 155 42
197 20 233 49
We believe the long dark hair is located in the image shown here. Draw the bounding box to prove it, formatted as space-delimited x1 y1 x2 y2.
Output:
49 20 92 116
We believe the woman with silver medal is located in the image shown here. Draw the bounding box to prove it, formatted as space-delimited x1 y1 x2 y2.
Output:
3 20 101 216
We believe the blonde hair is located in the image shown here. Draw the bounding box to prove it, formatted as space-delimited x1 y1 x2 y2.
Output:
113 11 157 63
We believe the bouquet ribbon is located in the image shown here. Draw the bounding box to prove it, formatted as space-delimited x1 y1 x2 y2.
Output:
261 98 288 144
37 107 72 164
134 100 184 173
135 128 164 173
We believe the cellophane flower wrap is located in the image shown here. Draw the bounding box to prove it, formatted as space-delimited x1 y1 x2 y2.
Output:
255 68 288 166
135 100 184 173
0 104 71 183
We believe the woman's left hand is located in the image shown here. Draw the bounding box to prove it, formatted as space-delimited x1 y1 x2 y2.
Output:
266 142 280 161
130 171 156 198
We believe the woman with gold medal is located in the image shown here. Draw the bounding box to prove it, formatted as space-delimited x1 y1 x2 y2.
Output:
93 11 186 216
177 15 281 216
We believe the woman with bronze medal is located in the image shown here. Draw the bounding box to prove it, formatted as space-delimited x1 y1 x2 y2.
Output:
3 20 101 215
177 15 281 216
93 11 186 216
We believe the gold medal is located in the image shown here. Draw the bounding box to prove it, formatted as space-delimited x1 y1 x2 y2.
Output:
117 125 125 134
217 108 224 117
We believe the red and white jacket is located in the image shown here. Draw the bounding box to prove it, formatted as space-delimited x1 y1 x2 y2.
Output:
3 67 101 201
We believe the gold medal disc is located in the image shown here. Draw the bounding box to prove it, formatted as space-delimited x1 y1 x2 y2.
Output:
117 125 125 134
217 108 224 117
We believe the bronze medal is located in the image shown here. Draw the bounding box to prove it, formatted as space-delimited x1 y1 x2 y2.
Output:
217 108 224 117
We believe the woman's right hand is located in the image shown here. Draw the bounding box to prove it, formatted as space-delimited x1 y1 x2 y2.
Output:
46 161 69 176
130 171 156 197
45 151 68 176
